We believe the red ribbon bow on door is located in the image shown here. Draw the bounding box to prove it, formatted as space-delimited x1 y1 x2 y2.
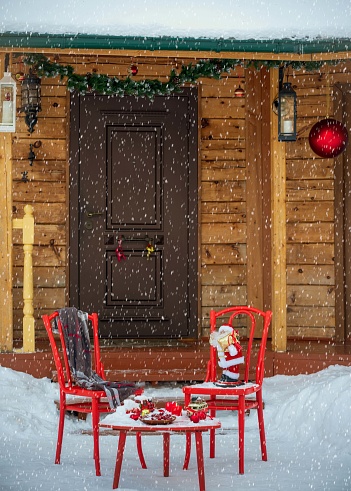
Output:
115 238 126 262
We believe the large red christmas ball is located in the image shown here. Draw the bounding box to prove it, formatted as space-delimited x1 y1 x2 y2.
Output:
309 118 348 158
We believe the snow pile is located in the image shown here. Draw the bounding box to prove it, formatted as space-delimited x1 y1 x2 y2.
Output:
263 365 351 449
0 367 86 440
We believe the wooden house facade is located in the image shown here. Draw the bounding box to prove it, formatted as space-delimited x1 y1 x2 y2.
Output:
0 35 351 380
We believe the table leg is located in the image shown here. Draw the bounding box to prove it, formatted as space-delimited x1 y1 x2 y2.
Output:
163 433 170 477
183 432 191 470
195 432 206 491
136 431 147 469
209 407 216 458
113 430 127 489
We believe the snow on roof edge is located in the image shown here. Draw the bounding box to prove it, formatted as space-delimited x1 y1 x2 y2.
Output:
1 32 351 55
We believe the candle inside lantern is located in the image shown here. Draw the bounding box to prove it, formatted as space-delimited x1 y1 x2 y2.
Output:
283 120 293 133
2 92 13 124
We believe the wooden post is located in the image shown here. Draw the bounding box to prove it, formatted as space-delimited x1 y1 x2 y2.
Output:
246 68 264 314
13 205 35 352
0 132 13 351
270 68 287 352
22 205 35 352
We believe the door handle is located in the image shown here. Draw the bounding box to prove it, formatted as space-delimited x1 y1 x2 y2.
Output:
121 234 152 242
85 210 104 217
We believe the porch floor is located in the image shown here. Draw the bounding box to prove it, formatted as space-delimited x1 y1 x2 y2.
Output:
0 339 350 382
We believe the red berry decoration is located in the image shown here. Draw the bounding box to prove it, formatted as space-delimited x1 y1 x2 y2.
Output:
190 413 200 423
309 118 348 158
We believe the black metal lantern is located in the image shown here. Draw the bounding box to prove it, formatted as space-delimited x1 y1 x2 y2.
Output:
278 82 297 141
21 70 41 133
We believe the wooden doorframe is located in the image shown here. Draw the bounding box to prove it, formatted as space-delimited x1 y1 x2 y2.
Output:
334 83 351 343
0 133 13 351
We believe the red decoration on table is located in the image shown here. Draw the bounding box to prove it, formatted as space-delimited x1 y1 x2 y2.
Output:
185 397 208 423
139 398 155 412
309 118 349 158
165 401 182 416
140 409 176 425
189 410 207 423
129 408 141 420
115 238 126 262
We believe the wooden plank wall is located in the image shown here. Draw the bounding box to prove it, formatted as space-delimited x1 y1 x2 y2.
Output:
9 52 351 341
285 64 350 339
12 68 67 337
200 69 247 333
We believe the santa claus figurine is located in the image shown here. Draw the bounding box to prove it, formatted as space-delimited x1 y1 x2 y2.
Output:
209 325 244 387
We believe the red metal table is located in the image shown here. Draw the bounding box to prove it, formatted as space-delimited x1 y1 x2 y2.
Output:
100 415 221 491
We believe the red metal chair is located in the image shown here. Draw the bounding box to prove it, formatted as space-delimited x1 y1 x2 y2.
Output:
42 310 143 476
183 306 272 474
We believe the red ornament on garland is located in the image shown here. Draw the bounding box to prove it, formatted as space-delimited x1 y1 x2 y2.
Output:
129 64 138 76
234 85 245 98
309 118 349 158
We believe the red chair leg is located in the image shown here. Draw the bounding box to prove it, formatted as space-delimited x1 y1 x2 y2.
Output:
92 398 101 476
257 390 267 461
136 432 147 469
55 391 66 464
184 392 191 407
238 396 245 474
113 431 127 489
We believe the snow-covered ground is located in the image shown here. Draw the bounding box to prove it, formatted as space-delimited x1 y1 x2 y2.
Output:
0 364 350 490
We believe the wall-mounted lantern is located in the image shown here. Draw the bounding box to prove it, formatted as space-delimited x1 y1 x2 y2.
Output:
278 81 297 141
0 55 17 132
21 70 41 133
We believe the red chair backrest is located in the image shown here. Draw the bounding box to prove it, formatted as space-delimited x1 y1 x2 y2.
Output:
207 306 272 385
42 311 104 389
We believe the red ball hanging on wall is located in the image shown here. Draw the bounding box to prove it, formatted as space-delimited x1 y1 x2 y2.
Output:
308 118 349 158
129 64 138 76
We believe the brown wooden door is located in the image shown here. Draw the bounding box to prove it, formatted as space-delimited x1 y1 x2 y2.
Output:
70 90 198 338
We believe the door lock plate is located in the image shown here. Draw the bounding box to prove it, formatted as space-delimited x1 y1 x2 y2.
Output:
84 220 93 230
